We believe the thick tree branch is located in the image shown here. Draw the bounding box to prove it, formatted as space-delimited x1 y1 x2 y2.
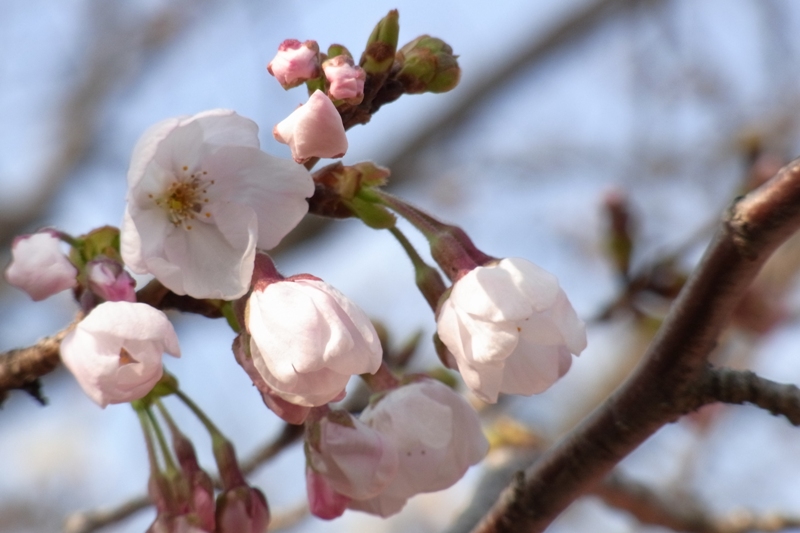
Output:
471 158 800 533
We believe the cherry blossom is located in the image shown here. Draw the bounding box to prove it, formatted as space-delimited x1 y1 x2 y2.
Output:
322 55 366 104
306 411 398 503
273 90 348 163
121 109 314 300
87 258 136 303
247 276 382 407
4 230 77 301
348 378 488 517
267 39 320 89
60 301 180 407
437 257 587 403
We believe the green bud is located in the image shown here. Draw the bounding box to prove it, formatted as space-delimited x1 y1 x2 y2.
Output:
69 225 121 269
361 9 400 75
327 44 353 60
346 195 396 229
396 35 460 94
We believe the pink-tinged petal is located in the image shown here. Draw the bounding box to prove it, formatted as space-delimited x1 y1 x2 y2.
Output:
273 90 347 163
351 379 488 517
247 276 381 406
551 290 588 354
268 39 320 89
4 231 77 301
322 56 366 103
60 302 179 407
306 469 350 520
308 414 399 500
120 208 146 274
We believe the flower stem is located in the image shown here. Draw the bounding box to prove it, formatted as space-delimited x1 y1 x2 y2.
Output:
146 406 178 474
135 406 160 477
388 226 447 310
173 389 223 440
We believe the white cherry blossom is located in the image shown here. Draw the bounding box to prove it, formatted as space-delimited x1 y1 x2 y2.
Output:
247 277 382 406
437 257 587 403
349 379 488 517
60 301 180 407
4 231 77 301
121 109 314 300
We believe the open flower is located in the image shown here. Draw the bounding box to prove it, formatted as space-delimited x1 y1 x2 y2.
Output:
247 276 382 407
4 230 77 301
348 379 488 517
273 91 348 163
267 39 320 89
436 257 587 403
60 301 180 407
121 109 314 300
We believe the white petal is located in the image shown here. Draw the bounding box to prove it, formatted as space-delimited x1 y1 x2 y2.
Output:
127 117 182 189
500 258 560 312
199 146 313 249
161 203 257 299
551 289 587 354
450 266 533 322
500 342 567 396
192 109 260 148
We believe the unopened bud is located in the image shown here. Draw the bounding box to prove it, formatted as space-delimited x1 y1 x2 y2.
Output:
268 39 320 90
322 55 366 105
361 10 400 75
396 36 460 94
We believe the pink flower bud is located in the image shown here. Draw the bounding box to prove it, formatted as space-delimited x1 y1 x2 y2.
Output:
348 378 488 517
60 301 180 407
306 468 350 520
87 258 137 302
246 274 382 406
322 55 366 104
4 230 77 301
436 258 587 403
215 486 270 533
273 90 348 163
306 411 398 502
267 39 320 89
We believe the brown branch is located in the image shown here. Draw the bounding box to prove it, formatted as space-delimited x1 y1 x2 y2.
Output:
696 367 800 426
63 423 303 533
471 158 800 533
0 318 80 405
594 472 800 533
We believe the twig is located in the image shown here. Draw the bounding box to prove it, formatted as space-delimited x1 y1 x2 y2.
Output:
696 367 800 426
63 423 303 533
471 158 800 533
594 472 800 533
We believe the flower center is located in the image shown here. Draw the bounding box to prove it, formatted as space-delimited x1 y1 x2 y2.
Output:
151 166 215 230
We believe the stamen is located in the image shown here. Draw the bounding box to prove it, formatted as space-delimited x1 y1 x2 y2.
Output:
118 347 137 366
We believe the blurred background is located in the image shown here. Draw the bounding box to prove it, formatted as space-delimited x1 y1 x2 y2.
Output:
4 0 800 531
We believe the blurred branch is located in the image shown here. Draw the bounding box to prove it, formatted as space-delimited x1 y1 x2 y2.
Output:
697 367 800 426
278 0 669 251
64 423 303 533
471 157 800 533
0 2 190 247
595 472 800 533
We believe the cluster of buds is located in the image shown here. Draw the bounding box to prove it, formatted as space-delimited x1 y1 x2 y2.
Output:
267 10 461 164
